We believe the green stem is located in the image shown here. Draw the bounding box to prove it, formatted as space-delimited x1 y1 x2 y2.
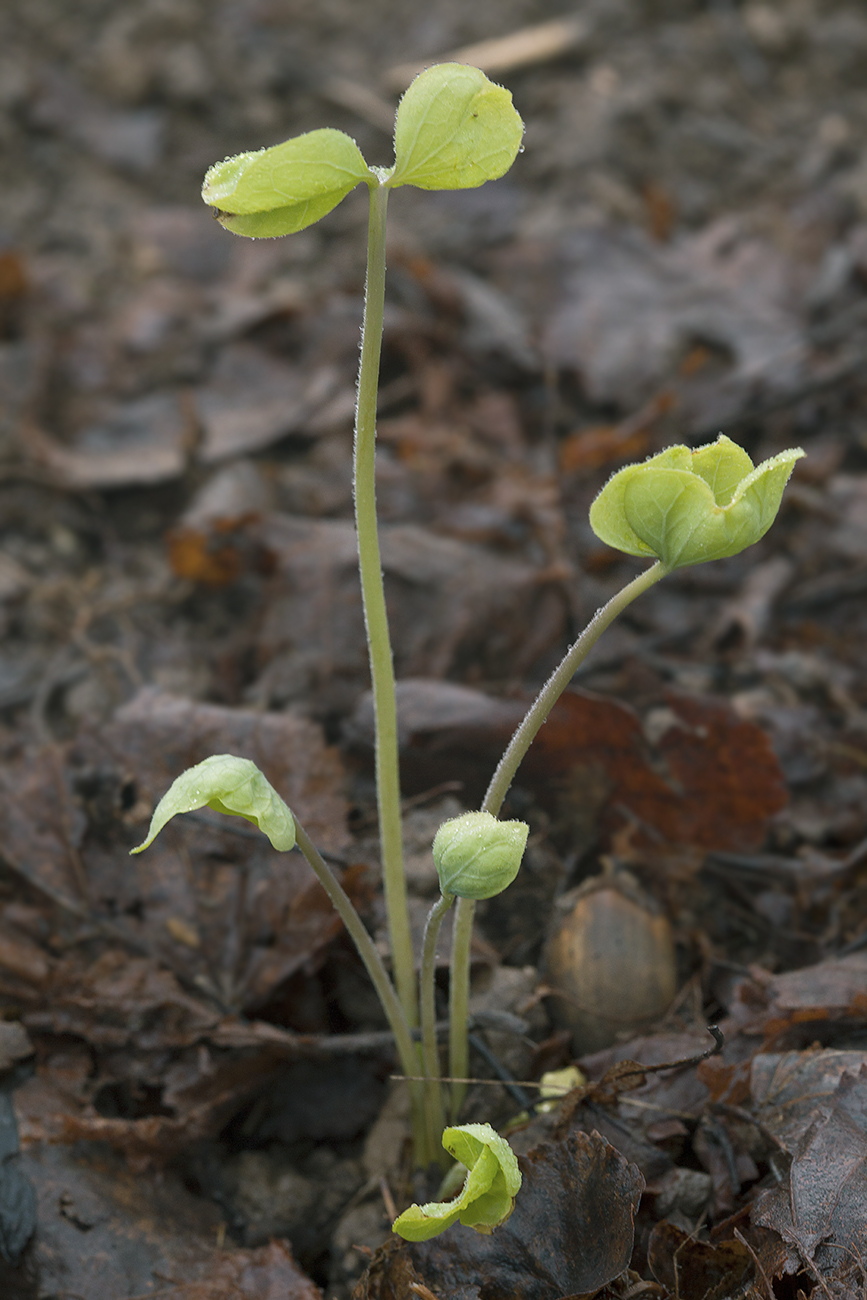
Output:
420 892 453 1159
448 560 666 1119
354 181 416 1026
295 816 431 1164
482 561 666 816
448 894 475 1121
292 818 429 1161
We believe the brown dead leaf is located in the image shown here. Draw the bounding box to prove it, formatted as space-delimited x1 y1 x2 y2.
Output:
167 521 257 586
0 691 350 1037
558 394 674 475
24 394 191 488
256 519 565 712
0 249 28 339
30 950 220 1050
349 683 786 850
558 422 650 474
18 1134 320 1300
167 461 276 586
642 180 677 243
647 1221 752 1298
752 1058 867 1280
527 689 787 851
698 956 867 1115
194 343 336 463
722 954 867 1048
541 218 807 431
146 1241 321 1300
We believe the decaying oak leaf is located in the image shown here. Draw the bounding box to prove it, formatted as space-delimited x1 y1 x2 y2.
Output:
19 1137 321 1300
526 688 787 851
647 1221 752 1298
751 1056 867 1281
356 1130 643 1300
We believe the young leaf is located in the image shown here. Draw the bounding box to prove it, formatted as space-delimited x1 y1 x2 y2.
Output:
433 811 528 900
392 1123 521 1241
589 435 804 571
202 128 374 237
130 754 296 853
389 63 523 191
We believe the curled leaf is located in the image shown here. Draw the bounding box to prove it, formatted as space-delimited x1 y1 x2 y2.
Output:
389 63 524 191
589 435 804 571
393 1123 521 1242
202 128 374 237
130 754 295 854
432 811 528 901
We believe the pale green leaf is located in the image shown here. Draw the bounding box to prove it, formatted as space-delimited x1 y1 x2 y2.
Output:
390 63 523 191
433 811 528 900
730 447 806 538
588 445 692 559
623 467 716 571
589 437 804 571
213 194 351 239
131 754 295 854
202 129 373 237
689 434 754 506
392 1123 520 1242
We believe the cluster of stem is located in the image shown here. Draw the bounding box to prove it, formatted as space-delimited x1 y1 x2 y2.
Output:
182 62 799 1185
288 176 667 1167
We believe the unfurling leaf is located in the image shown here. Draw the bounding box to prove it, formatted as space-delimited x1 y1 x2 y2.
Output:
390 64 524 191
131 754 295 853
432 811 528 900
392 1123 521 1242
202 128 374 237
589 435 804 571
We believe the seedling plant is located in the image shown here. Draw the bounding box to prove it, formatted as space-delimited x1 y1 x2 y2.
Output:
132 63 803 1239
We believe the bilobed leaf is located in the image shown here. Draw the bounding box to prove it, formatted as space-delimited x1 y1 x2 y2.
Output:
202 128 373 237
390 64 523 191
623 467 717 570
589 436 804 570
689 434 754 506
213 196 353 239
131 754 296 854
433 811 528 900
393 1124 521 1242
730 447 805 542
588 445 691 560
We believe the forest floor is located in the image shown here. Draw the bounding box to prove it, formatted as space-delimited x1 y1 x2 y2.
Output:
1 1 867 1297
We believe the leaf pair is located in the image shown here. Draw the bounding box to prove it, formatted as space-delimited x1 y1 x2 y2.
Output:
202 64 524 238
130 754 295 854
393 1123 521 1242
590 435 804 571
432 811 528 900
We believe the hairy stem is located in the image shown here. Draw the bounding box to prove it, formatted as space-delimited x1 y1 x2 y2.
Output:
448 894 475 1121
354 181 416 1026
482 561 665 816
448 560 666 1118
420 892 453 1159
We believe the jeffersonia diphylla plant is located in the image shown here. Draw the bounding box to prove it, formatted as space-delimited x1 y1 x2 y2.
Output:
131 62 804 1239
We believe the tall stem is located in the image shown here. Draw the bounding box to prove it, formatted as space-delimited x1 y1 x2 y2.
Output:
353 182 416 1025
420 892 453 1158
448 560 666 1118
